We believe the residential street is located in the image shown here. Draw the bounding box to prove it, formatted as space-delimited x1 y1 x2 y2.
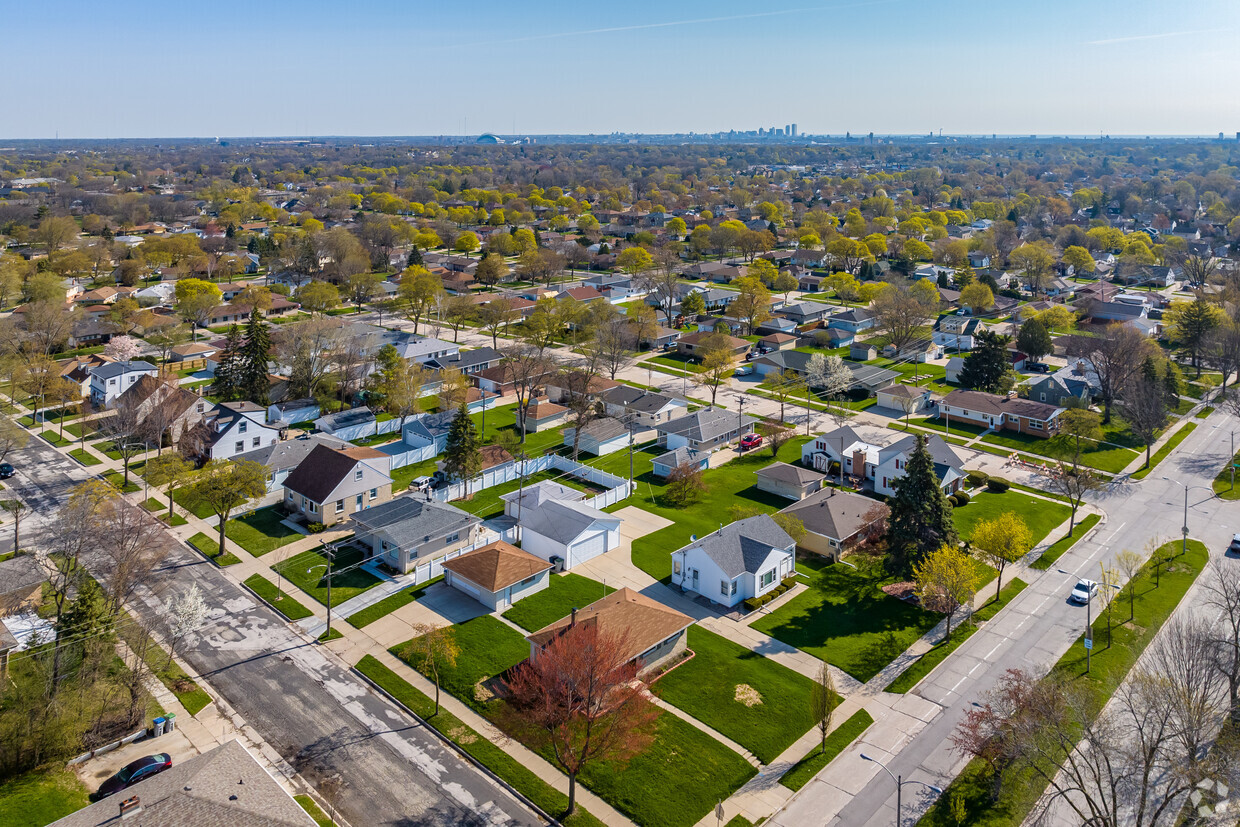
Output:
8 436 541 827
769 409 1237 827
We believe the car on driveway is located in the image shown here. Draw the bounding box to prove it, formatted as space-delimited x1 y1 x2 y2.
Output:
734 365 753 376
739 433 762 450
1069 578 1099 604
96 754 172 799
1229 533 1240 555
0 463 14 479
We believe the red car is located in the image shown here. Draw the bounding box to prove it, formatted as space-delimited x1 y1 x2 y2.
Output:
739 433 762 450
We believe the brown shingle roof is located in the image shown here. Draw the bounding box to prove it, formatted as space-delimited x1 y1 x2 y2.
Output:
440 541 551 592
941 389 1062 420
527 588 693 664
282 444 387 503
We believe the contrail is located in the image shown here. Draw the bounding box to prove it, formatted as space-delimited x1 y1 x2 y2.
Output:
1086 29 1222 46
467 0 901 47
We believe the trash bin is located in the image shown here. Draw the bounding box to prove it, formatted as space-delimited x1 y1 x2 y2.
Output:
164 713 176 732
152 717 166 737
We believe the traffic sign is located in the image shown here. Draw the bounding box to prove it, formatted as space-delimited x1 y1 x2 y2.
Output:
1084 638 1093 650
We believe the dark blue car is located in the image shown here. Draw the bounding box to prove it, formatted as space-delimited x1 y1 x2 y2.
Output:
96 754 172 799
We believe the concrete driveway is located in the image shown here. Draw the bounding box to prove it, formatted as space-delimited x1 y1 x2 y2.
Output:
73 728 199 800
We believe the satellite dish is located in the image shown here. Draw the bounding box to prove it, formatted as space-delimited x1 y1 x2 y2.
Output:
690 534 697 542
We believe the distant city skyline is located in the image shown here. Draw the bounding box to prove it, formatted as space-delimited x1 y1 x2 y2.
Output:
3 0 1238 139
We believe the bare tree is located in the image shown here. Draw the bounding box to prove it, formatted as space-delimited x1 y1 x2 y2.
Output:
1066 323 1152 423
96 398 147 487
95 497 167 614
810 661 838 756
871 281 939 355
275 316 345 401
1202 559 1240 724
503 344 552 442
590 316 638 380
1119 376 1169 469
560 363 603 462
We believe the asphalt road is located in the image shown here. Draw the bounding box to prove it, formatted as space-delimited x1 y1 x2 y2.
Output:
10 436 541 827
772 410 1238 827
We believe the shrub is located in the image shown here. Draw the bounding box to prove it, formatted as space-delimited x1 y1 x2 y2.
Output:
955 491 971 505
307 522 327 533
966 470 989 487
946 494 960 507
986 477 1010 493
781 575 798 588
744 597 761 611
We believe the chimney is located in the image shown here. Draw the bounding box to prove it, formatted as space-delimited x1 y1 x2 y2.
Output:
120 797 142 819
570 607 577 627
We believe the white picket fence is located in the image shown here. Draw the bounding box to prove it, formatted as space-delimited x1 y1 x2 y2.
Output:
430 453 631 509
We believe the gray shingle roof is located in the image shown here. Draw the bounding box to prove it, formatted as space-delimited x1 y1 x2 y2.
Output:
235 434 352 474
755 461 826 486
350 496 480 549
655 407 757 442
521 499 618 545
652 446 708 468
91 360 156 380
678 514 793 578
781 488 889 543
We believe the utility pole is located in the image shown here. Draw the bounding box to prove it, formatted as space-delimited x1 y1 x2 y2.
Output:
737 394 745 449
515 450 527 530
805 382 812 436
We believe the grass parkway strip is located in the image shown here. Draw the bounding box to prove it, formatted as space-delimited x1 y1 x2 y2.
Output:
779 709 875 792
1129 421 1198 481
1030 513 1101 571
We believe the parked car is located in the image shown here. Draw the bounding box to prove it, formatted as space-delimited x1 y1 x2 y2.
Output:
96 754 172 799
1027 362 1050 374
0 463 14 479
1069 579 1098 604
734 365 753 376
1229 533 1240 555
739 433 762 450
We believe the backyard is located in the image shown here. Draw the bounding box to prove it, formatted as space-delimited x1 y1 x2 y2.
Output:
752 555 940 682
501 572 614 631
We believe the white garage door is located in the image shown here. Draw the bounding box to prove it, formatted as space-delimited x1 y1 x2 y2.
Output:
569 531 607 566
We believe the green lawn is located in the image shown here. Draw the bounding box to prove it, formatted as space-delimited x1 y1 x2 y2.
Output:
1213 448 1240 500
187 532 241 566
67 447 102 466
647 353 711 374
979 429 1137 474
354 655 606 827
225 506 302 556
501 573 614 632
653 626 821 764
922 540 1208 827
347 576 442 628
141 497 187 526
171 486 215 519
0 766 90 827
390 455 439 493
39 429 72 448
394 614 530 713
752 556 940 682
952 490 1071 547
274 544 380 608
1196 405 1215 418
1030 513 1101 571
1129 421 1197 481
779 709 875 792
451 470 594 521
294 795 339 827
102 469 141 494
884 579 1028 694
625 436 814 582
244 573 315 621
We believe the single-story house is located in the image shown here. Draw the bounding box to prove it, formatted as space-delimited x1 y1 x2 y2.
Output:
425 346 502 376
522 398 569 432
168 342 218 363
780 488 890 560
755 316 799 335
526 588 693 677
655 407 757 452
677 331 750 360
758 333 799 352
350 496 483 574
939 389 1064 438
875 384 934 415
755 461 827 501
440 541 553 612
563 417 630 456
282 444 393 527
778 301 830 325
600 386 688 427
670 514 796 609
827 308 875 334
520 498 622 569
651 446 711 478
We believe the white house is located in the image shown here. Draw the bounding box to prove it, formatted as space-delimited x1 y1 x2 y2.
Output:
801 425 883 479
203 405 282 461
651 446 711 478
873 433 966 498
670 515 796 609
440 541 552 612
655 408 758 452
562 417 630 456
88 360 158 407
600 386 688 428
520 498 622 570
932 314 984 351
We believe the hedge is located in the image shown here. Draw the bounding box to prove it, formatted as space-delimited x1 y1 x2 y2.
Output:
986 477 1010 493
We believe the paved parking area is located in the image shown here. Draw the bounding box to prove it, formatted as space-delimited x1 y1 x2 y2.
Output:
72 728 199 799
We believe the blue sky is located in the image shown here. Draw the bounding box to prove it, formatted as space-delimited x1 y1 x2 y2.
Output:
3 0 1238 138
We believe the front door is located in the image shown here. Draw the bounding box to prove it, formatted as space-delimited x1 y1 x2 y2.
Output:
355 493 364 510
690 568 699 591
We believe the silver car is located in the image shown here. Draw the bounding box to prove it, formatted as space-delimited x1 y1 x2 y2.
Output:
1070 579 1098 604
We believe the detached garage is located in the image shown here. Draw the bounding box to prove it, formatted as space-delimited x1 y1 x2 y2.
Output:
440 541 552 612
520 499 622 570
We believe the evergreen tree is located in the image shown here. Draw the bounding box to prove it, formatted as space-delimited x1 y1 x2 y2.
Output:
958 330 1013 393
1015 316 1053 362
1162 360 1182 408
239 309 272 405
212 324 244 401
442 405 482 496
885 435 958 576
407 246 423 267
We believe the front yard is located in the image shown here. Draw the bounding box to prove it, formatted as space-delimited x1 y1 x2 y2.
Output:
652 626 821 764
273 543 380 608
752 555 940 682
952 490 1071 547
224 506 302 556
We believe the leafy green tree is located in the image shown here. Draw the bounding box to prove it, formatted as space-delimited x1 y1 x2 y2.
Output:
294 280 340 316
1164 296 1225 376
443 405 482 495
454 231 480 256
185 460 268 560
959 330 1014 393
913 544 980 641
886 435 958 576
970 513 1032 596
960 282 994 314
175 278 223 333
144 453 193 522
1061 245 1095 275
1015 316 1053 363
679 291 706 317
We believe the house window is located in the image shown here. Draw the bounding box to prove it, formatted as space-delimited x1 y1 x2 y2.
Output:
234 441 244 453
197 403 205 412
239 421 247 434
252 437 260 447
354 469 363 482
673 559 682 575
370 488 378 500
721 580 730 597
760 570 777 588
335 499 344 513
445 532 460 544
1030 420 1043 430
308 501 317 514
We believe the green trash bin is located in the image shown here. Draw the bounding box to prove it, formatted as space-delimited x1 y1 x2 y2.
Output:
164 713 176 732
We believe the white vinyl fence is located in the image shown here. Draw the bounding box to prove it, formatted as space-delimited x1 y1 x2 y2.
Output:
430 454 631 509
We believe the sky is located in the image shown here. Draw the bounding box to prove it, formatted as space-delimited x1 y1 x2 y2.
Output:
3 0 1239 139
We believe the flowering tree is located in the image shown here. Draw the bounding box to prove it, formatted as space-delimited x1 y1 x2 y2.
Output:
104 334 142 361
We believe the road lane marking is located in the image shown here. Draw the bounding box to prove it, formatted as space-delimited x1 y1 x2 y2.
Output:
985 642 1003 660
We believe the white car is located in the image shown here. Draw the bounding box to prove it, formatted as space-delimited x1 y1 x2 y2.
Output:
1070 579 1099 604
734 365 753 376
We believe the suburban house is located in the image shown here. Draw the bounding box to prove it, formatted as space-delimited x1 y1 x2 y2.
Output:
670 515 796 609
676 331 750 360
1024 374 1091 406
440 541 553 612
600 386 688 427
526 588 694 677
758 332 799 352
801 425 884 478
282 445 393 527
116 374 210 446
349 496 483 574
932 314 984 351
544 374 620 405
1087 301 1148 324
0 555 46 617
88 360 158 407
520 498 622 570
425 346 502 376
939 389 1064 438
778 301 829 325
522 398 569 432
1113 263 1179 287
200 404 282 461
655 407 757 451
235 433 352 492
204 296 298 326
563 417 629 456
875 384 934 415
168 342 218 363
827 308 875 334
796 271 826 292
755 462 826 500
874 433 966 497
755 316 799 335
780 488 890 560
651 446 712 478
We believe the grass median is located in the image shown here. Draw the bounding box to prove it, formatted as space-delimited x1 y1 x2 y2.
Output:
187 532 241 567
243 573 314 621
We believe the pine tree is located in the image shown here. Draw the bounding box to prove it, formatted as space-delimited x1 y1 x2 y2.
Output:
442 405 482 496
212 325 244 401
407 246 423 267
239 309 272 405
885 435 958 576
958 330 1013 393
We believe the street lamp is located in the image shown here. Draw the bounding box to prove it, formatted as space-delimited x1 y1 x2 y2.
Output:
860 752 943 827
1162 477 1212 556
307 543 337 641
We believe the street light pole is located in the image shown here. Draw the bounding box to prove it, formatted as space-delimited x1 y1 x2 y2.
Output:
860 753 943 827
308 543 337 642
1163 477 1207 556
